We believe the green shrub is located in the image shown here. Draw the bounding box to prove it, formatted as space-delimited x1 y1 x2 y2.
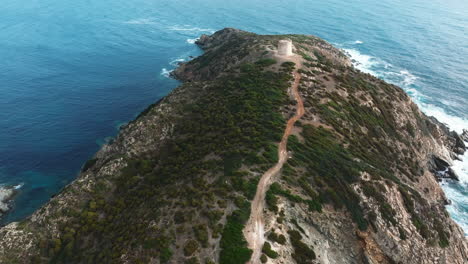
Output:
193 225 209 247
287 126 368 230
174 211 186 224
398 227 407 240
185 257 200 264
281 61 296 71
184 240 199 256
262 242 279 258
82 158 97 172
219 203 252 264
288 230 316 263
255 58 277 67
265 190 279 213
268 231 286 244
160 247 173 263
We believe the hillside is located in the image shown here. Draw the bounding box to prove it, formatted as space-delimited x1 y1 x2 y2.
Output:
0 28 466 264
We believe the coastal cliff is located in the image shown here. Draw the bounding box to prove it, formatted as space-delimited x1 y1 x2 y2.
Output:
0 28 466 264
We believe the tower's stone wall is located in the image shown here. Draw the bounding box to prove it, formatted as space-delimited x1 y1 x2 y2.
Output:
278 39 293 56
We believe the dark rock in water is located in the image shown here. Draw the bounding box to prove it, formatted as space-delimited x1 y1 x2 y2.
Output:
450 131 466 154
195 34 210 47
444 198 452 205
195 28 243 50
446 168 459 181
431 155 450 171
427 117 466 155
430 156 459 181
454 147 465 155
461 129 468 142
451 153 462 161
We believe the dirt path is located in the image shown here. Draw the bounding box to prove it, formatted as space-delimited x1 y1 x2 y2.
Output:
243 57 304 264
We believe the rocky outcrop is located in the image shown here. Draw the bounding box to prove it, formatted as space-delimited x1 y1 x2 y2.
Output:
427 116 466 158
429 156 459 181
461 129 468 142
0 28 466 264
0 186 16 218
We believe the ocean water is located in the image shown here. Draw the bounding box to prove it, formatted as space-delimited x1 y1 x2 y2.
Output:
1 0 467 232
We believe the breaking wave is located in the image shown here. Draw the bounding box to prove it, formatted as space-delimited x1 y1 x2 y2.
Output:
170 58 186 66
123 18 158 25
187 38 199 44
442 146 468 236
160 68 172 78
168 25 215 34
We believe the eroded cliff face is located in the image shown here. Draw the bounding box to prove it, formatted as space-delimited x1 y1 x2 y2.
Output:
0 28 466 264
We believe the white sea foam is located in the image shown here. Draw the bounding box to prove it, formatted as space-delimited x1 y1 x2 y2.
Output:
170 58 186 66
344 48 418 87
354 40 364 44
168 25 215 34
400 70 417 86
380 70 418 88
187 38 199 44
160 68 172 78
161 55 192 78
453 156 468 184
442 153 468 236
124 18 157 25
345 47 468 133
444 188 468 235
343 48 378 75
419 104 468 134
0 185 16 212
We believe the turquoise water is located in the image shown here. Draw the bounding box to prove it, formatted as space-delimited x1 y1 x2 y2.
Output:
1 0 467 232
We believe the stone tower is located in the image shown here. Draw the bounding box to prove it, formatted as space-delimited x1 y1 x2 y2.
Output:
278 39 293 56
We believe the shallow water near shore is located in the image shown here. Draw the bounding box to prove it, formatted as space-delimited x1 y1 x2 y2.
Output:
1 0 467 232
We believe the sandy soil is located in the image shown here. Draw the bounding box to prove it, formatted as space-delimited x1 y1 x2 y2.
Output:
243 54 304 264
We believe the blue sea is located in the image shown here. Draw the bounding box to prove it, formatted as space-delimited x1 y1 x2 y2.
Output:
1 0 467 233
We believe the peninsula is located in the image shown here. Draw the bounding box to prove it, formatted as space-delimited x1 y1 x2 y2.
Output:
0 28 466 264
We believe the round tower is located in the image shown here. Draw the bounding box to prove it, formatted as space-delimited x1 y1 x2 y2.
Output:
278 39 293 56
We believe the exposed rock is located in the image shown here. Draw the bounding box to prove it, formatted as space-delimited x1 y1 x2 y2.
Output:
447 168 460 181
0 186 15 217
429 156 460 181
450 131 466 155
431 156 451 171
461 129 468 142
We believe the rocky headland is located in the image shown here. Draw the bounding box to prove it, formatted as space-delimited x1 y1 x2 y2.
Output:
0 28 466 264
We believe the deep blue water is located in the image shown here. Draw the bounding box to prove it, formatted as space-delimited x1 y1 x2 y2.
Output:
1 0 467 232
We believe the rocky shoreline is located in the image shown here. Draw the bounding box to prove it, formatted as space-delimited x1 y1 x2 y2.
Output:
0 186 16 219
429 129 468 182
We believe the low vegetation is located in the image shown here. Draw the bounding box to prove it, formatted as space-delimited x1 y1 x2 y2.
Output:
1 29 456 264
288 230 316 263
33 52 294 263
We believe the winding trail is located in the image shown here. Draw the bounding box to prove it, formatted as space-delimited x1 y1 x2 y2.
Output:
243 57 304 264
